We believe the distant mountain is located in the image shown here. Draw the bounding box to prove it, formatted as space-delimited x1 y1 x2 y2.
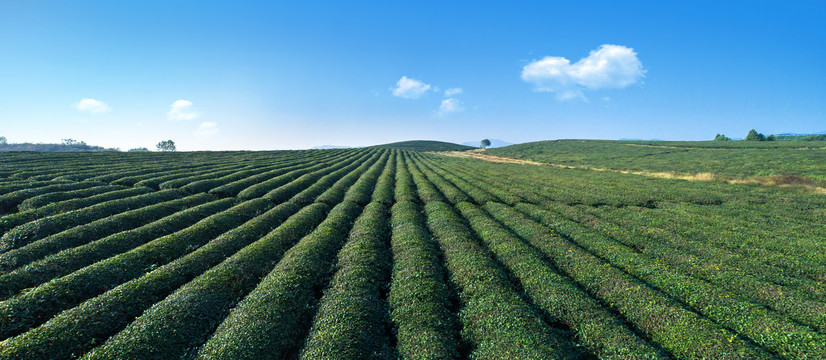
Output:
462 139 514 148
618 138 665 141
776 131 826 136
372 140 474 152
310 145 352 149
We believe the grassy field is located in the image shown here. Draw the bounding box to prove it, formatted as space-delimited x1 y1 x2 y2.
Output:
488 139 826 182
0 142 823 359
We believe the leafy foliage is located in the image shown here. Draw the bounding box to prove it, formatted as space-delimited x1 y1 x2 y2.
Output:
156 140 176 152
745 129 766 141
0 146 822 359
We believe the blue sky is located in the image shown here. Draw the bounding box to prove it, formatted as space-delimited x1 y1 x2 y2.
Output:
1 1 824 150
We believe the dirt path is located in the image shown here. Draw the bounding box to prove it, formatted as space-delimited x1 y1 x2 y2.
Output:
436 150 826 194
439 151 549 166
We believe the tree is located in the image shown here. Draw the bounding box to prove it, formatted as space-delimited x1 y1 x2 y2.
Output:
767 134 776 141
128 147 150 152
61 138 86 146
156 140 176 151
481 139 491 149
714 133 731 141
0 136 6 145
745 129 766 141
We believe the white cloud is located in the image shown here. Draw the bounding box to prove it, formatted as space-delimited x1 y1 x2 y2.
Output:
521 44 645 100
444 87 463 96
392 76 431 99
194 121 219 136
438 98 463 115
558 90 587 101
167 100 198 121
75 98 110 114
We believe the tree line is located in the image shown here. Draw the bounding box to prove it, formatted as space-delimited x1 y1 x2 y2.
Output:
714 129 775 141
0 137 177 152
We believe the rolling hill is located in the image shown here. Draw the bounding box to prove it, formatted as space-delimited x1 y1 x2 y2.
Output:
371 140 473 152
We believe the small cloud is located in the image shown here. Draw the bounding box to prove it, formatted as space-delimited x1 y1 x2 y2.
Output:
438 98 463 115
75 98 110 114
444 87 463 96
392 76 431 99
558 90 587 101
601 96 611 102
194 121 219 136
167 100 198 121
521 44 645 100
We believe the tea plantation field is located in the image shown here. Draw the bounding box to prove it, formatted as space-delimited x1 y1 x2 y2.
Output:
0 144 823 359
488 139 826 181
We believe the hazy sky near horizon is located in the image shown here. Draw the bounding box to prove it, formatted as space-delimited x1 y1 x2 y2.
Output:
1 1 824 150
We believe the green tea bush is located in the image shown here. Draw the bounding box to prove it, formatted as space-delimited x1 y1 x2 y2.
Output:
17 185 126 211
196 201 363 359
393 152 418 203
388 200 460 359
552 202 826 334
0 193 215 273
299 202 394 359
510 203 772 359
0 198 272 342
406 157 446 204
158 165 248 190
0 189 186 252
466 202 665 359
0 180 71 196
314 151 385 206
0 187 152 235
370 151 396 206
0 181 101 213
180 164 282 194
206 153 347 198
109 166 206 187
0 199 233 300
236 151 365 200
80 203 327 360
524 202 826 358
342 152 388 206
424 201 580 359
413 158 472 205
133 167 224 189
274 151 378 206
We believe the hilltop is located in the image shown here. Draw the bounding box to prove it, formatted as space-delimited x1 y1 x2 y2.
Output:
461 139 514 149
371 140 474 152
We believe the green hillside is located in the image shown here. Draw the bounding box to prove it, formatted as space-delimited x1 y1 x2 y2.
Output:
372 140 474 152
489 139 826 181
0 148 824 358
